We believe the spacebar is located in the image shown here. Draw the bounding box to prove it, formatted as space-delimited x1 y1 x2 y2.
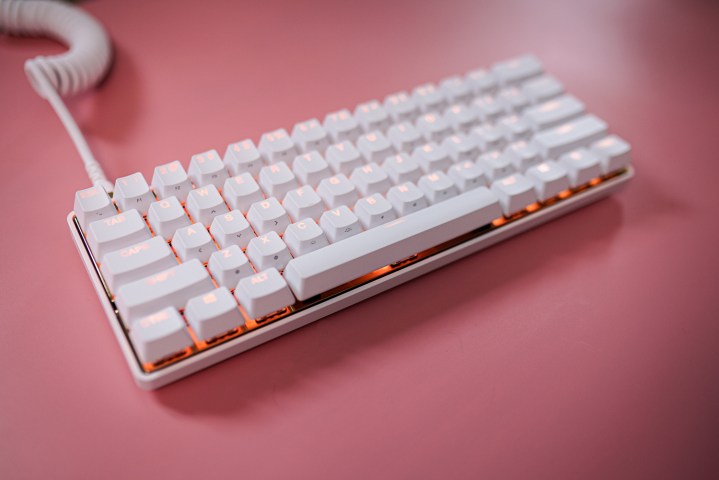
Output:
283 187 502 301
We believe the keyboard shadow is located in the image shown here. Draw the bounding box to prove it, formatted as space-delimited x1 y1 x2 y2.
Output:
151 194 637 417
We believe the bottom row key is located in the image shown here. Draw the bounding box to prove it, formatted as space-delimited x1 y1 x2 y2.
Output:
129 269 297 363
129 307 193 365
491 174 537 216
525 161 570 201
185 287 245 341
234 268 295 319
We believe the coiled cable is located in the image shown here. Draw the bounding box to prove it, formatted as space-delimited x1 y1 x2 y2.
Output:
0 0 114 191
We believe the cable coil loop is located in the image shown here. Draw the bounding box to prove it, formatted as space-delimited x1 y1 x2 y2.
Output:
0 0 113 97
1 0 114 191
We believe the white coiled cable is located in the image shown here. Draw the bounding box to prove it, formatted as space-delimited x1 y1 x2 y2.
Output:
0 0 114 192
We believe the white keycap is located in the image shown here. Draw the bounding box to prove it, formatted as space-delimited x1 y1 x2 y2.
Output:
282 186 325 221
291 118 331 153
523 95 586 131
532 115 608 159
357 131 395 164
416 112 452 143
258 129 298 163
185 185 229 226
234 268 295 319
350 163 393 196
151 161 193 201
292 151 332 187
317 174 359 209
116 259 215 325
465 68 498 95
442 133 480 163
320 206 363 242
412 142 453 173
354 194 397 229
497 114 532 142
323 109 362 143
387 122 423 153
477 151 515 181
284 187 502 301
525 161 571 201
492 54 543 86
383 91 420 123
223 139 264 177
439 76 473 104
590 135 632 174
209 210 255 249
87 209 152 260
471 124 507 152
443 104 479 133
222 173 264 214
418 171 459 204
74 185 117 230
147 196 191 239
171 223 217 263
412 83 447 113
258 161 299 199
185 287 244 340
497 87 529 113
354 100 391 132
522 75 564 103
472 95 505 123
382 153 422 184
325 141 363 175
387 182 428 216
283 219 329 257
246 197 291 235
559 148 602 187
100 236 177 293
491 174 538 216
246 231 293 271
188 150 229 189
448 161 488 192
113 172 155 215
502 140 541 172
129 308 193 364
208 245 255 287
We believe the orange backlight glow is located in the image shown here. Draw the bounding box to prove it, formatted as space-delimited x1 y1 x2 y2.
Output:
109 168 622 374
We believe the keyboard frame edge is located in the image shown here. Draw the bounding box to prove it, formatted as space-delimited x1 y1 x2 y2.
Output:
68 166 634 390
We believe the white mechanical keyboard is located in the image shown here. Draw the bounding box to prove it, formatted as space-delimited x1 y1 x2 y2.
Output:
68 54 633 389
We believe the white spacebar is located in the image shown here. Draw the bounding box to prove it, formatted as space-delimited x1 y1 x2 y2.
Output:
283 187 502 301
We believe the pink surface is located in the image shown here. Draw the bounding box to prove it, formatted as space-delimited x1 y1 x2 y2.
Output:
1 0 718 478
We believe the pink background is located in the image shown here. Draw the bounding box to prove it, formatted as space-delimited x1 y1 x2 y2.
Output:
1 0 718 478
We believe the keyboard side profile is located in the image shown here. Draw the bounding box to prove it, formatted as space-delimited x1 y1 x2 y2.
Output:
68 54 634 389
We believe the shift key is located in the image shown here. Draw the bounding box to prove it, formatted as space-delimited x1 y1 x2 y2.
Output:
115 259 214 327
532 115 608 159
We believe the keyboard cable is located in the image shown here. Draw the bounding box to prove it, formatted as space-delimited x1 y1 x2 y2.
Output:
0 0 115 192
